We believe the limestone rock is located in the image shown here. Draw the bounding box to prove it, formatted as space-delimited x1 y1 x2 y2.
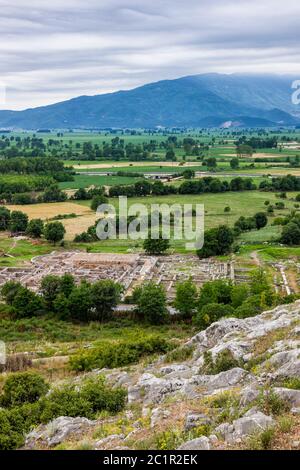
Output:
184 413 212 431
273 387 300 408
25 416 96 448
177 436 210 450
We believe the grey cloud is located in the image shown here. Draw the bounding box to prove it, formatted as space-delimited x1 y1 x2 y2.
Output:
1 0 299 109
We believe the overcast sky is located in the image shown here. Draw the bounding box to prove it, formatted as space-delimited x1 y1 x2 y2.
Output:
1 0 300 110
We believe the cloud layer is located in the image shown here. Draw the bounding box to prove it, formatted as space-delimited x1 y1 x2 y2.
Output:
1 0 300 109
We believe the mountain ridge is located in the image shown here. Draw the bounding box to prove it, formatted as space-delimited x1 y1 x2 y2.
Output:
0 73 299 129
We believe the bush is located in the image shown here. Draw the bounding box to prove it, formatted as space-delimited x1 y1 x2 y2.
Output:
282 377 300 390
0 376 126 450
197 225 234 258
1 372 49 408
173 279 198 319
0 409 24 450
257 389 289 416
235 294 264 319
194 303 234 329
201 350 242 375
44 221 65 245
70 335 171 371
11 286 45 318
26 218 44 238
135 282 168 324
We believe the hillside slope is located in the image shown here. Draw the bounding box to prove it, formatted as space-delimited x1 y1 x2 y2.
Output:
0 74 299 129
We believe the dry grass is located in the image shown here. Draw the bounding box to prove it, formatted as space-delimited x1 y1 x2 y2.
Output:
72 161 201 170
62 213 100 240
6 202 92 220
5 202 97 240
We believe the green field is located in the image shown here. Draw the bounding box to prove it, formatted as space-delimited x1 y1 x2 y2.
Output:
59 174 144 189
72 190 298 252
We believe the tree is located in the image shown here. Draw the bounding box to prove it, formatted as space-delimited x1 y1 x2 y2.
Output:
194 303 234 329
197 225 234 259
135 282 168 324
44 222 65 245
0 206 10 231
198 280 233 311
9 211 28 233
59 274 75 298
182 169 195 180
42 185 67 203
204 157 217 169
40 275 63 309
165 148 176 161
11 286 44 318
26 219 44 238
254 212 268 230
230 284 249 308
174 279 198 319
89 280 122 321
67 281 93 322
281 222 300 245
236 144 253 157
143 233 170 255
1 281 23 305
91 194 108 212
230 157 239 169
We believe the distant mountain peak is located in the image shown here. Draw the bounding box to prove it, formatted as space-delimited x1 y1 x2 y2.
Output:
0 73 299 129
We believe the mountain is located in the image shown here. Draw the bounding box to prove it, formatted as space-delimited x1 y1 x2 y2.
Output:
0 73 299 129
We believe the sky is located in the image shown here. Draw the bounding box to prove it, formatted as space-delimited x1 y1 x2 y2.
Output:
1 0 300 110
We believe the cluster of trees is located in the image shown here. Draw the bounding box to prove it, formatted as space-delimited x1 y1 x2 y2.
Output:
108 177 257 198
128 267 296 327
0 175 54 199
0 157 73 182
0 206 65 243
236 136 278 150
280 214 300 245
71 186 107 205
0 183 67 205
1 274 122 322
234 212 268 233
197 212 268 259
259 175 300 192
0 371 126 450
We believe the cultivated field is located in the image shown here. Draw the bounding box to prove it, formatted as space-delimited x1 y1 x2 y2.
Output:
5 202 98 240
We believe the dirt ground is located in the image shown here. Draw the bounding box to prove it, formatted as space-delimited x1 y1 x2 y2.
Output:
72 161 203 169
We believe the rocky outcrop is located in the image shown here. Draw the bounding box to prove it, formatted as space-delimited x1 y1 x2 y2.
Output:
24 301 300 450
25 417 96 448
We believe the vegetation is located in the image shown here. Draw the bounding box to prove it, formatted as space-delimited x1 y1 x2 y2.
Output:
70 335 171 371
0 374 126 450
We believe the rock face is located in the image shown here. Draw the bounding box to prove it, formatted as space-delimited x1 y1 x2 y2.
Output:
25 417 96 448
215 410 275 443
177 436 210 450
24 300 300 450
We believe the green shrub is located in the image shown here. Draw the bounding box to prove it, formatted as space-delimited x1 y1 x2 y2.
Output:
194 303 234 329
0 409 24 450
257 389 289 416
248 428 275 450
0 375 126 449
80 377 126 414
201 350 242 375
164 344 195 363
40 376 126 423
1 372 49 408
39 386 93 423
70 335 171 371
282 377 300 390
